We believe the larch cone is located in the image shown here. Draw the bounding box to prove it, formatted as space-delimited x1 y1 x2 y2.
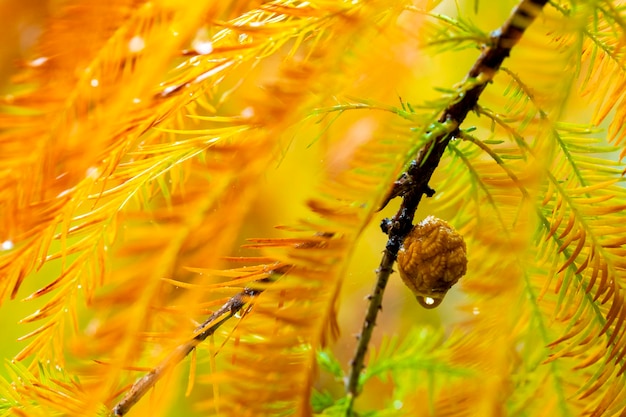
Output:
397 216 467 309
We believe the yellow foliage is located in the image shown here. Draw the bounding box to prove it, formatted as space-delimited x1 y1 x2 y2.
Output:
1 1 626 417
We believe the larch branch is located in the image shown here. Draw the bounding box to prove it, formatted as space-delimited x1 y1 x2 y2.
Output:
110 288 260 416
345 0 549 407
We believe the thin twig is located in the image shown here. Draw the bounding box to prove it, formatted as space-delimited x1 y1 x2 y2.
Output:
345 0 549 410
110 288 260 416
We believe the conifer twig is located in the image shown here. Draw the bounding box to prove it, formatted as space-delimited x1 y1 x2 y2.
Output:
111 288 260 416
345 0 549 409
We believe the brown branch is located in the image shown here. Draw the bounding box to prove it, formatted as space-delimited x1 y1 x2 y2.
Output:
345 0 549 408
110 288 260 416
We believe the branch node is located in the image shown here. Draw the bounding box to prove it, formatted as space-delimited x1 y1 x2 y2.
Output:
380 218 392 234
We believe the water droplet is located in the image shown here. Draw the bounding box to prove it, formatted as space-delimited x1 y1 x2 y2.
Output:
90 79 99 87
393 400 403 410
241 106 254 119
249 21 261 28
29 57 48 67
132 97 141 104
192 27 213 55
162 85 178 96
193 40 213 55
85 166 100 179
472 306 480 315
1 240 14 251
57 188 73 198
238 33 248 43
128 36 145 53
77 284 82 290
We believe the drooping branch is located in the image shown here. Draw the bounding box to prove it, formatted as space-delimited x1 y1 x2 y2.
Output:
345 0 549 406
111 288 260 416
